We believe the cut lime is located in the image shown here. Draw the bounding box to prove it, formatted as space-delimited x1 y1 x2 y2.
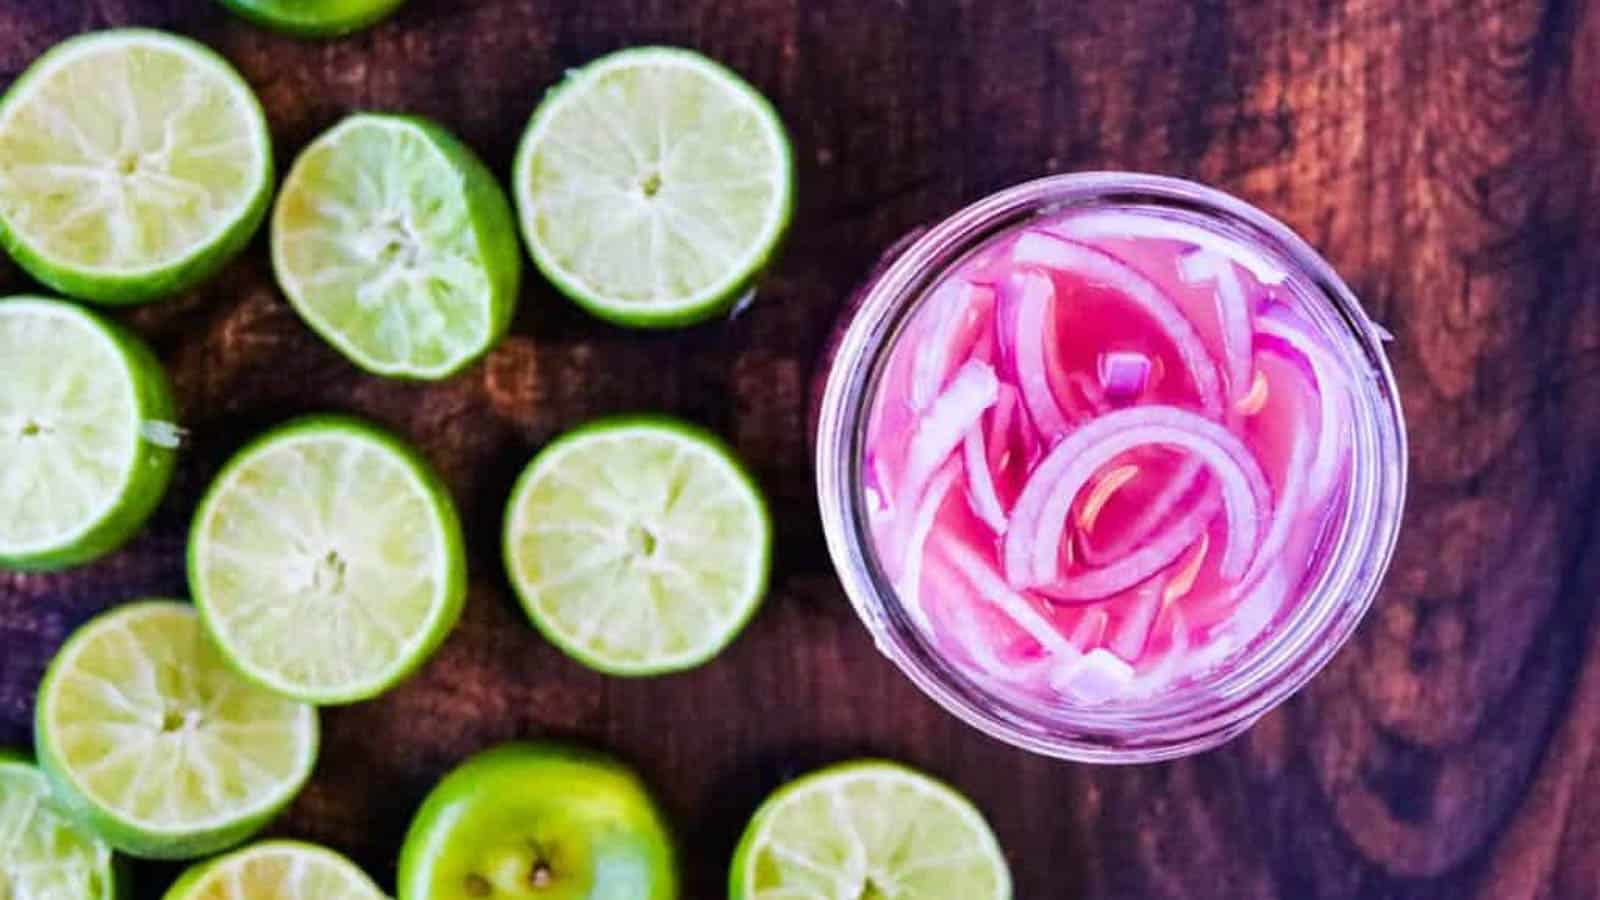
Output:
513 46 794 327
218 0 406 37
397 742 678 900
729 755 1004 896
730 761 1012 900
34 601 319 860
273 114 521 379
189 415 467 704
0 752 121 899
0 296 177 571
164 840 386 899
0 29 273 305
503 417 771 676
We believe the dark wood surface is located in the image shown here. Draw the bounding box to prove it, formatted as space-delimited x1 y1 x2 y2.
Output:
4 1 1599 897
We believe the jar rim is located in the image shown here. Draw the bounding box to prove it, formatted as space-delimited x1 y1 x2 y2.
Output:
813 172 1408 763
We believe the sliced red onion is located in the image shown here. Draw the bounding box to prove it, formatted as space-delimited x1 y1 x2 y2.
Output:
1047 210 1289 285
1178 249 1254 402
1131 606 1190 693
1068 607 1108 650
898 359 999 517
1011 231 1223 417
1050 648 1136 703
1255 313 1351 501
938 534 1075 657
986 384 1019 469
1237 352 1316 591
1079 460 1210 567
896 463 958 634
910 280 991 411
1003 270 1070 436
1108 582 1163 661
1004 406 1270 597
962 426 1008 533
1097 350 1153 402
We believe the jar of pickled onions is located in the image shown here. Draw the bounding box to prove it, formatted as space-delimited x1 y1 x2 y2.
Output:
814 173 1407 762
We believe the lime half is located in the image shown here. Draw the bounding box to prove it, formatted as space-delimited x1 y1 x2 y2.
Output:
0 296 177 571
731 761 1012 900
164 840 386 899
0 29 272 304
34 601 319 860
514 46 794 327
503 417 771 676
190 415 467 704
218 0 406 37
0 752 121 899
273 114 521 379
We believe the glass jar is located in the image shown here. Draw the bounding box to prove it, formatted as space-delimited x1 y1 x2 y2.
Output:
813 172 1407 763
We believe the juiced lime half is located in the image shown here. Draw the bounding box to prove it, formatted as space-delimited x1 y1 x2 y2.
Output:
273 114 521 379
34 601 319 860
504 417 771 676
0 752 121 899
0 29 272 304
164 840 387 900
730 761 1012 900
0 296 177 571
189 415 467 704
398 742 677 900
514 46 794 327
218 0 406 37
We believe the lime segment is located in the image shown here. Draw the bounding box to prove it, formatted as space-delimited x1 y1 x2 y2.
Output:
218 0 406 37
273 114 521 379
34 601 319 860
163 840 386 899
0 296 176 571
504 417 771 675
514 47 794 327
190 415 467 704
0 29 272 304
0 753 120 899
731 761 1012 900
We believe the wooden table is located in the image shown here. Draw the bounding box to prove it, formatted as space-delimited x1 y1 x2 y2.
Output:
4 1 1597 896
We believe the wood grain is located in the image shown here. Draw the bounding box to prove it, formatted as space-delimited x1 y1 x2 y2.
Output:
4 0 1600 897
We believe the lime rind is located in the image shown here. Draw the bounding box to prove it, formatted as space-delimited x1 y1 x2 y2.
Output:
273 114 521 380
217 0 407 38
0 29 273 305
503 415 772 676
189 415 467 704
397 742 680 900
514 46 795 328
730 760 1013 900
0 753 122 900
162 840 386 899
0 296 177 571
34 601 320 861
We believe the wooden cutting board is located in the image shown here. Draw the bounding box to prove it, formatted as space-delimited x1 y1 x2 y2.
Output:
4 1 1599 896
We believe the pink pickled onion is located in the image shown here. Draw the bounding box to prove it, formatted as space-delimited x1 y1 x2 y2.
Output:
1255 312 1351 501
962 426 1007 532
1003 270 1070 436
897 463 958 633
1047 210 1289 286
986 384 1020 469
898 359 998 517
1108 581 1163 661
1097 350 1153 402
938 534 1075 657
1011 231 1224 417
911 280 993 411
1050 648 1136 704
1004 405 1270 597
1178 250 1254 402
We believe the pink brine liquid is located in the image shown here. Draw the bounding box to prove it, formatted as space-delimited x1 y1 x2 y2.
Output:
863 209 1355 704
